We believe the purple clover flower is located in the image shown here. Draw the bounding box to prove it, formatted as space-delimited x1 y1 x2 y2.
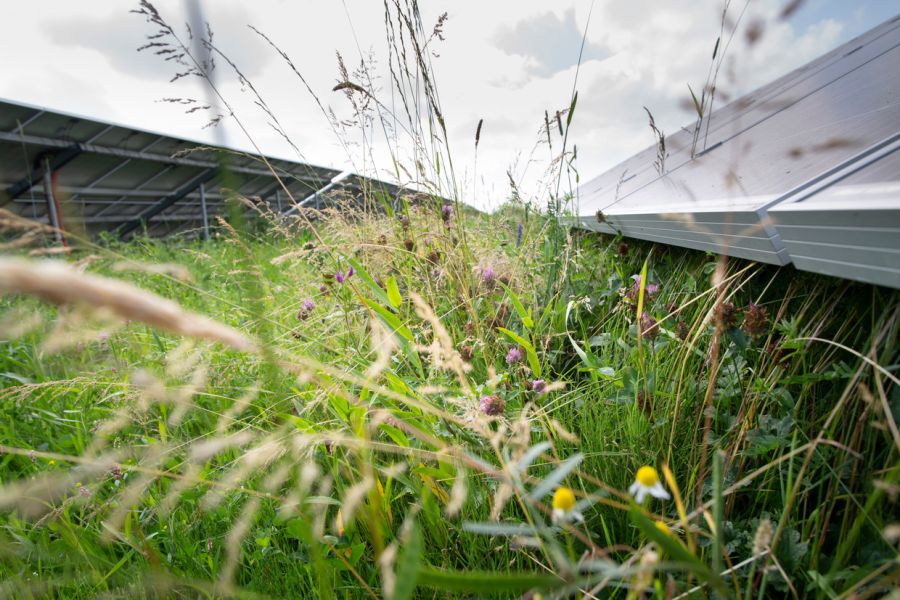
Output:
479 394 505 416
302 298 316 312
531 379 547 394
505 346 523 365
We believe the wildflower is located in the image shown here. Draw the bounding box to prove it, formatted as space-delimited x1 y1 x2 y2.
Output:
551 486 583 523
426 249 441 264
742 302 769 337
346 266 355 279
530 379 547 394
505 346 522 365
78 485 91 497
378 233 387 245
479 394 505 416
110 464 124 481
629 466 670 503
303 241 315 250
481 266 496 288
617 242 629 257
720 301 738 328
654 520 671 536
676 319 689 341
459 344 474 361
637 390 653 416
399 215 410 229
516 223 523 248
403 238 415 251
464 320 475 334
640 312 659 340
335 271 344 284
626 276 660 302
98 331 109 343
297 298 316 321
552 486 575 520
441 204 453 222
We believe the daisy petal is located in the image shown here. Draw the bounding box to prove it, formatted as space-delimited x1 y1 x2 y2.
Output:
650 482 670 500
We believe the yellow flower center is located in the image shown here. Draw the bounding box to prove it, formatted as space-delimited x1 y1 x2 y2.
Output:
552 487 576 512
636 466 659 487
654 520 671 536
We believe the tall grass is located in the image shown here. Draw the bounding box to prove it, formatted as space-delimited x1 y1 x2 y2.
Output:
0 1 898 598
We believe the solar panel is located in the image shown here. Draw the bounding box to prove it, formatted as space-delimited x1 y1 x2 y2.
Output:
573 14 900 289
0 97 409 240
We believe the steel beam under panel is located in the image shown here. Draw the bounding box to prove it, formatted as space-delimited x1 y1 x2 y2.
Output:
116 169 219 237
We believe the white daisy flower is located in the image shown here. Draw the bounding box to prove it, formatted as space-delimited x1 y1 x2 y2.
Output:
629 466 670 503
551 487 584 523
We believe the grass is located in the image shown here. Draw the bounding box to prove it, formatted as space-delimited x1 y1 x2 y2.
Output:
1 0 899 597
0 203 897 598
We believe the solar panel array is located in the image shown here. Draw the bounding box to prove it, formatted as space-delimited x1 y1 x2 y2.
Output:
573 14 900 290
0 98 406 240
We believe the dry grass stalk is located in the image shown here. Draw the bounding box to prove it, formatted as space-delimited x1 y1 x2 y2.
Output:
0 257 255 352
112 260 195 282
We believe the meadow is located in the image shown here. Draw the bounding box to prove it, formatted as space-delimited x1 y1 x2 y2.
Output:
0 0 899 597
0 200 897 598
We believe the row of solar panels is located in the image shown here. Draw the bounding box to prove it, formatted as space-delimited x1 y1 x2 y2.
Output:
572 14 900 290
0 97 409 240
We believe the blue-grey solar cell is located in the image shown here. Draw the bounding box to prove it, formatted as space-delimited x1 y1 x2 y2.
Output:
0 97 409 239
573 14 900 289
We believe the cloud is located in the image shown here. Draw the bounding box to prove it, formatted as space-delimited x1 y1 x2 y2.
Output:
493 8 610 77
43 3 271 82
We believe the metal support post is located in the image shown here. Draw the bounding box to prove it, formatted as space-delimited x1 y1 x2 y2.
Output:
42 160 62 244
199 181 210 241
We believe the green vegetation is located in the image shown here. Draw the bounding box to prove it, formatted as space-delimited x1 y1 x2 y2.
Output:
0 1 898 597
0 203 897 598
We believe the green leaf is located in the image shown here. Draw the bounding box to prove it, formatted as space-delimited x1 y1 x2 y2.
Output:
362 298 413 342
416 566 561 593
361 298 423 377
628 505 728 595
347 257 391 307
391 524 423 600
566 91 578 128
529 453 583 501
687 83 703 117
515 441 553 474
501 283 533 329
386 275 403 309
462 522 539 537
497 327 541 377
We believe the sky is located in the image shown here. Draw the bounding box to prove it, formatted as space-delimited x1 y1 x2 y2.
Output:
1 1 896 210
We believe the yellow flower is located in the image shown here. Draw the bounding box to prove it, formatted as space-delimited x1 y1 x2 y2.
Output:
654 520 671 536
552 487 576 512
551 486 582 523
629 466 670 503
